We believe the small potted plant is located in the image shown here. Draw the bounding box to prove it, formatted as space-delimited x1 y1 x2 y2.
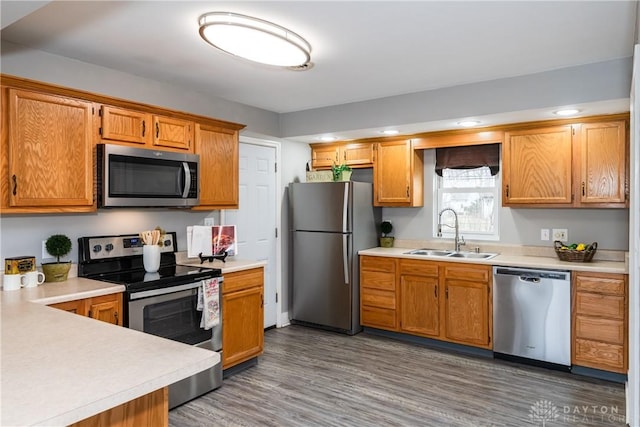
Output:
42 234 73 282
331 163 352 181
379 221 394 247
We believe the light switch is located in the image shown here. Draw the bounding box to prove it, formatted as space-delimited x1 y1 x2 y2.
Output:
540 229 550 241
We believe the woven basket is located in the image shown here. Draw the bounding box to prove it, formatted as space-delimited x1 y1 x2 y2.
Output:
554 241 597 262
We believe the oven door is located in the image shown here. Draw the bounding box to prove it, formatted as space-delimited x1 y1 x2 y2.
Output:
127 280 221 350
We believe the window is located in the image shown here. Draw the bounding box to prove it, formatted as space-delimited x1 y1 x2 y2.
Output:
435 166 500 240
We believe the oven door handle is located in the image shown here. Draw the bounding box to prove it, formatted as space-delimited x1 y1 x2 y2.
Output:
129 277 223 300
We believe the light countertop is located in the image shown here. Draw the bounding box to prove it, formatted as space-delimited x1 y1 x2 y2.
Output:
1 277 220 426
175 252 267 274
359 247 627 274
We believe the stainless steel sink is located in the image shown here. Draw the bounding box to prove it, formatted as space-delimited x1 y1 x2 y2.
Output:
404 248 498 260
405 248 454 257
447 252 498 260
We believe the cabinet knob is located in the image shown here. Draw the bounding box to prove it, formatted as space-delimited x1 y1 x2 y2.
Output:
114 311 119 325
581 182 586 196
156 122 160 138
142 120 146 137
505 184 510 198
12 174 17 196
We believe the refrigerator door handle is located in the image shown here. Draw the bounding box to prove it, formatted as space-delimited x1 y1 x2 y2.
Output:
342 182 349 233
343 234 350 285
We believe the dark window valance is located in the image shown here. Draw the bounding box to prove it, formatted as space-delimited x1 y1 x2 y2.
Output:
435 143 500 176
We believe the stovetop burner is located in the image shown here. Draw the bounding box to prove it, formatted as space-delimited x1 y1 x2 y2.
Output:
77 232 222 294
93 264 222 293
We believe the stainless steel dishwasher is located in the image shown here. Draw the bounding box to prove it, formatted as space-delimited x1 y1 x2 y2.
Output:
493 266 571 367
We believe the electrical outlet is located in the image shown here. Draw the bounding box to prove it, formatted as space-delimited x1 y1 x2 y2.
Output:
552 228 568 242
540 229 550 241
204 217 214 226
42 240 53 259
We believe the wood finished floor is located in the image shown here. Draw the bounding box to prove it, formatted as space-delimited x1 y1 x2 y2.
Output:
169 325 626 427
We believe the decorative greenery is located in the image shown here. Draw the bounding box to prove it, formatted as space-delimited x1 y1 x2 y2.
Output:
331 163 352 181
381 221 393 237
45 234 72 263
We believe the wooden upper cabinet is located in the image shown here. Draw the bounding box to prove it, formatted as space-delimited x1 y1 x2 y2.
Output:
503 125 573 206
194 123 239 209
4 88 94 212
310 142 374 170
311 144 339 169
575 120 627 207
373 139 423 207
153 115 194 151
503 117 628 208
99 105 151 145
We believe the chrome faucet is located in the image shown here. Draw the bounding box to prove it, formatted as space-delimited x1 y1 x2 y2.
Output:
437 208 466 252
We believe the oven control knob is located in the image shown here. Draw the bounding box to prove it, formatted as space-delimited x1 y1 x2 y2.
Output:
105 243 114 252
164 239 171 247
92 244 102 253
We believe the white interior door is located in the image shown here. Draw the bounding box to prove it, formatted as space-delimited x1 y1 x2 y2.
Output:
225 142 278 328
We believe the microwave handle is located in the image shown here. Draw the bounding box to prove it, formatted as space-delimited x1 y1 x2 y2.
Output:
182 162 191 198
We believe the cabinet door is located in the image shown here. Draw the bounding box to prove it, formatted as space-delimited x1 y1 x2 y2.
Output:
577 121 627 206
194 123 239 209
7 89 94 209
311 144 339 169
100 105 151 145
49 299 88 316
400 274 439 337
88 293 123 325
153 115 194 151
222 286 264 369
503 126 573 205
342 142 373 167
443 280 490 347
374 140 423 206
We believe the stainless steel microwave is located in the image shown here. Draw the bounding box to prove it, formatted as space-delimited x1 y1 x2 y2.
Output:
97 144 200 208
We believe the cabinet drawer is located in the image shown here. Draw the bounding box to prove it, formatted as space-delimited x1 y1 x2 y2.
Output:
574 338 625 372
575 315 624 345
575 274 625 295
575 293 624 320
400 259 438 277
223 268 264 294
361 270 395 291
362 288 396 309
442 264 490 282
361 256 396 273
361 306 397 329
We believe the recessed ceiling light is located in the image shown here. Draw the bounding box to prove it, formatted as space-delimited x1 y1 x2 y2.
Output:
198 12 311 68
554 109 580 116
319 136 337 142
457 120 481 127
380 130 399 135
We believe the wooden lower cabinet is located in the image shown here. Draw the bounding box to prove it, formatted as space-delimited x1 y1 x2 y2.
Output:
360 256 398 331
399 259 439 337
361 257 492 349
572 271 628 373
49 293 123 326
70 386 168 427
222 267 265 369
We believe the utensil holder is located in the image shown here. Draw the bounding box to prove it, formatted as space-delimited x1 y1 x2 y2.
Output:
143 245 161 273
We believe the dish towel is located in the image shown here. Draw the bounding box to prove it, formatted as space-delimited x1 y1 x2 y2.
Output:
197 278 220 330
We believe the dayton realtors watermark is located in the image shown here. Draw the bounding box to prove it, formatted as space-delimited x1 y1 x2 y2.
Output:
529 400 624 425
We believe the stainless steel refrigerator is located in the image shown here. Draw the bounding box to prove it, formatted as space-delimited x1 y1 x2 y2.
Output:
289 181 381 335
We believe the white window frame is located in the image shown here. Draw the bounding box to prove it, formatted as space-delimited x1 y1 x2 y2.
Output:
433 167 501 241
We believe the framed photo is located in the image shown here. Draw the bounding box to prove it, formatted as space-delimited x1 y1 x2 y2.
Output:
212 225 237 256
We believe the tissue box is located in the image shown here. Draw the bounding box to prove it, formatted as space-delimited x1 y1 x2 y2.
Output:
306 171 333 182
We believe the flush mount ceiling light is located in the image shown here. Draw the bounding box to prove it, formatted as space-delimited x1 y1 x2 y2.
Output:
457 120 481 127
198 12 312 68
319 136 337 142
380 130 399 135
553 109 581 116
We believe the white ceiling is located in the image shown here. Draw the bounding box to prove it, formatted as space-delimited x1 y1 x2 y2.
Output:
1 1 637 140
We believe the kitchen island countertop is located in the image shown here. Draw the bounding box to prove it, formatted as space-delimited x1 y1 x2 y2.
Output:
1 277 220 426
359 247 628 274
